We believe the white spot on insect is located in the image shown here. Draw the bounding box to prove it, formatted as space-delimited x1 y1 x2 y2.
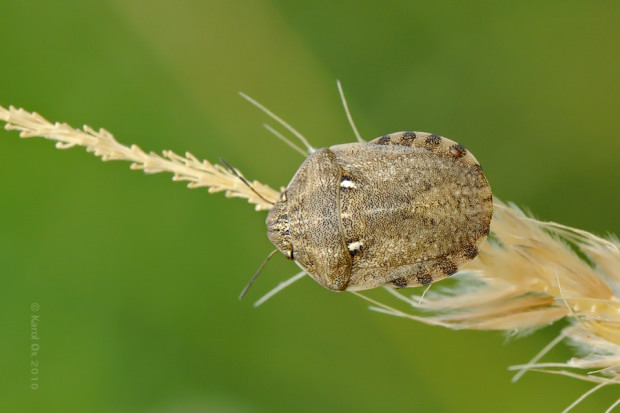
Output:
340 178 356 188
347 241 363 252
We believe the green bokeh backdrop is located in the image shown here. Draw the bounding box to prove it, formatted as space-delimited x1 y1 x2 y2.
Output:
1 1 619 412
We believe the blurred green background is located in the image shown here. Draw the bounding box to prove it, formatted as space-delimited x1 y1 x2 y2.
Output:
1 1 619 412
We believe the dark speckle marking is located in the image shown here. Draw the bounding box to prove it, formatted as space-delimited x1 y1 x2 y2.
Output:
463 245 479 260
471 164 484 173
402 132 416 143
392 132 417 146
416 274 433 285
392 277 407 288
424 181 432 191
439 260 459 276
377 135 391 145
426 134 442 146
449 144 467 158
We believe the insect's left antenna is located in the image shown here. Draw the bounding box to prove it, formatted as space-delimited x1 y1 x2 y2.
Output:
238 91 316 154
337 80 365 143
219 158 274 206
263 123 308 158
239 249 279 300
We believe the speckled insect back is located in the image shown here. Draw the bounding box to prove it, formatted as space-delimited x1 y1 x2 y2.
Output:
266 131 493 291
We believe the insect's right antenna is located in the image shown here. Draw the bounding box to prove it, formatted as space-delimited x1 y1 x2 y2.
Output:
239 92 316 154
239 249 279 300
337 80 365 143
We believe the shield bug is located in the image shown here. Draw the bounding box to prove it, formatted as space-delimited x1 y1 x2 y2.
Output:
242 83 492 293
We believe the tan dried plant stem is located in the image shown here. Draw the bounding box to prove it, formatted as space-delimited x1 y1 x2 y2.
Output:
2 104 619 411
0 105 280 210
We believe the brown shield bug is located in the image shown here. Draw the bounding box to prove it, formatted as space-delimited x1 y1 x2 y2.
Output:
240 82 492 295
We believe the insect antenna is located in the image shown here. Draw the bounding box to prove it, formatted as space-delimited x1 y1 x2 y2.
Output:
253 270 306 307
238 91 316 154
336 80 365 143
219 158 274 206
239 249 279 300
263 123 307 158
